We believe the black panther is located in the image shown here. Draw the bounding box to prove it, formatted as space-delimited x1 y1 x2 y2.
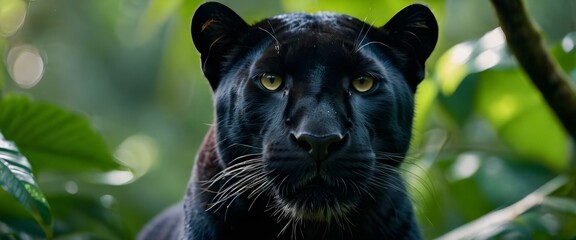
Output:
139 2 437 239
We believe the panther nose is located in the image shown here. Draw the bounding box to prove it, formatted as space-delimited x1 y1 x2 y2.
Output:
293 133 345 161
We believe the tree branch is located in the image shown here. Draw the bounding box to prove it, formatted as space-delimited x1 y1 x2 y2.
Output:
437 175 568 239
489 0 576 143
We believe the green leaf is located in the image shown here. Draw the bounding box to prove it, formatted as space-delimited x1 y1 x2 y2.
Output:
0 94 120 172
0 133 52 238
475 69 568 170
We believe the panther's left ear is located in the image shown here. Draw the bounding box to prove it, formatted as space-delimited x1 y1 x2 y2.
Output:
379 4 438 88
191 2 250 90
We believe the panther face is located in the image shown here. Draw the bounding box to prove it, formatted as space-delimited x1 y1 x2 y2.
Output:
191 2 437 226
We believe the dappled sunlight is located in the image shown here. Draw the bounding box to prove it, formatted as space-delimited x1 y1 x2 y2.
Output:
6 44 44 89
0 0 27 37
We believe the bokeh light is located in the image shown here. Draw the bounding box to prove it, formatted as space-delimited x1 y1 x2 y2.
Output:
6 44 45 89
0 0 27 37
450 152 481 180
562 33 575 53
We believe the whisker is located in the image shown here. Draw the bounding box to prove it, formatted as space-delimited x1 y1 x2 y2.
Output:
258 21 281 54
356 41 393 53
353 17 368 50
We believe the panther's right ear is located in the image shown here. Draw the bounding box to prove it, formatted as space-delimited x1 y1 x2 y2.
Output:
191 2 249 90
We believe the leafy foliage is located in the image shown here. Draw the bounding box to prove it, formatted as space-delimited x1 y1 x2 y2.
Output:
0 134 52 238
0 95 122 238
434 28 570 171
418 25 576 239
0 95 120 173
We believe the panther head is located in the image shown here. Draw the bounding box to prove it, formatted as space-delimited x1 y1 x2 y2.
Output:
191 2 437 224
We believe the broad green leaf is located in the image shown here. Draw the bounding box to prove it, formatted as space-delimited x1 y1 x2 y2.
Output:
0 94 120 172
0 133 52 238
475 70 568 170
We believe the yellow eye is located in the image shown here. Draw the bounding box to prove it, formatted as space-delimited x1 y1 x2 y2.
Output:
259 73 283 91
351 75 375 93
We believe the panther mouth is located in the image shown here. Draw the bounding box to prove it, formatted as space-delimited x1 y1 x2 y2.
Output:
275 177 357 222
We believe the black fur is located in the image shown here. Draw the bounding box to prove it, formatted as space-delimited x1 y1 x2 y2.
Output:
139 2 437 239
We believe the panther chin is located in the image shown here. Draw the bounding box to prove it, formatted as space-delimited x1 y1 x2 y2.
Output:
274 177 358 223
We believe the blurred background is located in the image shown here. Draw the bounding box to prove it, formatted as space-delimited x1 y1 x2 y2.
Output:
1 0 575 239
